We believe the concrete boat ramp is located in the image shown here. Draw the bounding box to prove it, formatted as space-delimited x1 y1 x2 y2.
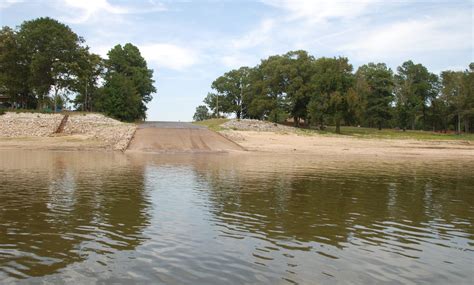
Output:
126 122 244 153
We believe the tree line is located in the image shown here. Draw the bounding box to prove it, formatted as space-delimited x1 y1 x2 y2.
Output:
194 50 473 133
0 17 156 122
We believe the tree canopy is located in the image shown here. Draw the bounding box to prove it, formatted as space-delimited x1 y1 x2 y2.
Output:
0 17 156 121
96 44 156 121
196 50 473 133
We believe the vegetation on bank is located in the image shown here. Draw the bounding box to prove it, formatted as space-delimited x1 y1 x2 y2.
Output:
193 51 474 134
194 118 474 141
193 118 229 131
0 17 156 122
299 126 474 141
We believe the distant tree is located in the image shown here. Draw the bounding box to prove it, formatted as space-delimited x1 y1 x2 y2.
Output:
441 64 474 133
256 55 288 122
244 67 271 120
17 17 84 110
72 48 104 111
355 63 394 130
204 92 226 118
309 57 354 133
211 66 251 119
98 43 156 121
97 73 142 121
394 61 438 130
193 105 210 121
0 26 28 108
280 50 315 126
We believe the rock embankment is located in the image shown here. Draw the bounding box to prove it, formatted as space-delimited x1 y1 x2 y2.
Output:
222 119 295 132
0 112 64 137
63 114 136 151
0 112 136 151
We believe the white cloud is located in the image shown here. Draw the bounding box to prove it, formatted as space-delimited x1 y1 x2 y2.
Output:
59 0 166 24
230 19 275 50
0 0 23 9
221 53 259 69
261 0 377 23
340 12 472 60
139 43 199 71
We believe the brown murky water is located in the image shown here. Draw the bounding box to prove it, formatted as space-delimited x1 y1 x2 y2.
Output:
0 150 473 284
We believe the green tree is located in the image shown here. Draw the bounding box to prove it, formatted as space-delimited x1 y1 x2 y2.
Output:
72 48 104 111
17 17 83 110
355 63 394 130
310 57 354 133
98 73 142 121
211 66 251 119
441 64 474 133
281 50 315 126
193 105 210 121
204 92 226 118
256 54 288 122
394 60 438 130
0 26 31 108
98 43 156 121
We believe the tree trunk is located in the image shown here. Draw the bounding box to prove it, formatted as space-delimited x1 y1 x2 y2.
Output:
335 118 341 134
293 116 299 127
54 88 58 113
378 122 382 131
464 118 470 133
422 104 426 130
457 113 461 134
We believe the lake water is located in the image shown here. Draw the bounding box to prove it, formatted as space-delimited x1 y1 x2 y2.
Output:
0 150 473 284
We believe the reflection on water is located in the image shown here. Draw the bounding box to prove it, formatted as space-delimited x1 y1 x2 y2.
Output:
0 151 473 284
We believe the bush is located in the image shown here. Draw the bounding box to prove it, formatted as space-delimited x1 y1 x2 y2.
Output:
268 109 289 123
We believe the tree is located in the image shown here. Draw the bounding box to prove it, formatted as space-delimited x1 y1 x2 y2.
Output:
280 50 315 126
211 66 251 119
204 92 225 118
193 105 210 121
17 17 84 110
72 48 104 111
256 55 288 122
98 43 156 121
394 61 438 130
73 47 104 112
310 57 354 133
0 26 31 108
98 73 142 122
441 64 474 133
355 63 394 130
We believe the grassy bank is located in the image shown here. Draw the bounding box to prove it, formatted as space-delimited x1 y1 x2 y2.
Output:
195 119 474 141
304 126 474 141
193 118 229 131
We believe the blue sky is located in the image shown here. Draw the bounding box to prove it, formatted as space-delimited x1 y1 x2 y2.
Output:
1 0 472 121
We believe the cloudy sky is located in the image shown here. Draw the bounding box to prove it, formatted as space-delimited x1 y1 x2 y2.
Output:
1 0 472 121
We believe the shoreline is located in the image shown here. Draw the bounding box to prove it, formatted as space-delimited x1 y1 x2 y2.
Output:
1 130 473 161
0 112 136 151
220 130 474 160
1 114 473 160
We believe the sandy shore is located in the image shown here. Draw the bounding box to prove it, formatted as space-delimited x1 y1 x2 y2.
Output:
221 130 474 159
0 135 112 151
1 114 473 159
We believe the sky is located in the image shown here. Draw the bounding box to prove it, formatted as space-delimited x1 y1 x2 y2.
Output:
0 0 472 121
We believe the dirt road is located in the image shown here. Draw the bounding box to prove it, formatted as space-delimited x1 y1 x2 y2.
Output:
126 122 245 153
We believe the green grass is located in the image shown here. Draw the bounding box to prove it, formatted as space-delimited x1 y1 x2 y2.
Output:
299 126 474 141
193 118 473 141
192 118 230 131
